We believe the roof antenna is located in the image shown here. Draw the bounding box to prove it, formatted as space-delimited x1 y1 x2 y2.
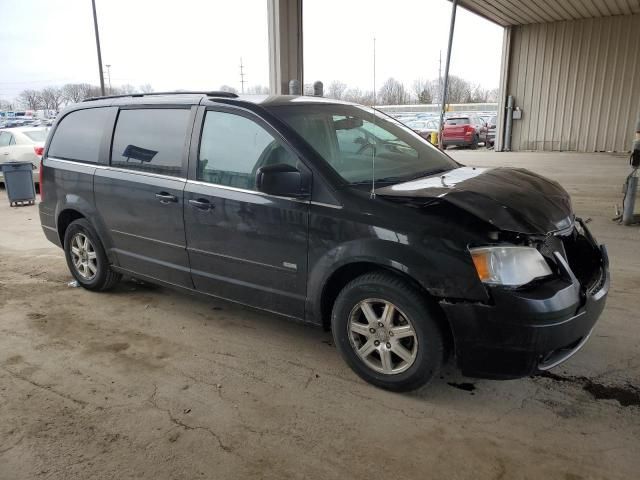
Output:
370 36 377 200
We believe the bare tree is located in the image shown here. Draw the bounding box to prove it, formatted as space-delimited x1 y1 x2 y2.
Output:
62 83 95 103
139 83 154 93
486 88 499 103
246 85 269 94
412 78 433 104
0 99 13 110
445 75 472 104
18 89 42 110
219 85 238 94
326 81 347 100
342 87 375 105
39 87 65 110
377 78 408 105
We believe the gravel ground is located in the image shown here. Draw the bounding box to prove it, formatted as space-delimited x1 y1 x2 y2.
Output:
0 151 638 479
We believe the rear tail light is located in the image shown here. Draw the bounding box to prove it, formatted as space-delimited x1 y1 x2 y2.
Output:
464 125 474 136
34 146 44 157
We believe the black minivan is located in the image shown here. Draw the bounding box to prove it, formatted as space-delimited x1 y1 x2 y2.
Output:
39 92 609 391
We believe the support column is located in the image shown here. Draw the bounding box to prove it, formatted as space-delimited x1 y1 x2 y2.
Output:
268 0 303 95
495 26 512 152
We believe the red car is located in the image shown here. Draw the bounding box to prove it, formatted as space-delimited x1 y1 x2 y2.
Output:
441 115 488 149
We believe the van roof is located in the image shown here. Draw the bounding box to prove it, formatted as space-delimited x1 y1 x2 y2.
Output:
77 91 357 108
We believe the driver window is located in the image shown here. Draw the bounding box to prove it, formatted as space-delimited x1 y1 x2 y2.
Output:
198 110 296 190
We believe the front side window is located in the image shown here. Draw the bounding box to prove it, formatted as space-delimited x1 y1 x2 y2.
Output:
111 109 191 176
197 110 297 190
0 132 10 147
270 104 456 185
48 107 114 163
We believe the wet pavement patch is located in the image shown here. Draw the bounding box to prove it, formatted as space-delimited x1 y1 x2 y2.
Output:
539 372 640 407
447 382 476 392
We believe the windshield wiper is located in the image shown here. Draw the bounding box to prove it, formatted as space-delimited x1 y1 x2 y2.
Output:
349 168 452 187
397 168 449 182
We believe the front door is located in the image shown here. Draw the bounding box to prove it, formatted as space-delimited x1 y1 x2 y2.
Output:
184 108 309 318
94 107 195 288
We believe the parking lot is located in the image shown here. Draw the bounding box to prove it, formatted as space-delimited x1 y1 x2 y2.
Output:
0 151 638 479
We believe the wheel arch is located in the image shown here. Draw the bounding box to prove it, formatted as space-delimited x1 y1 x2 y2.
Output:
56 208 86 245
316 260 455 358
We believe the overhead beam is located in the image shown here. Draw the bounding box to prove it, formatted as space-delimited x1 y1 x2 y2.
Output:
268 0 303 95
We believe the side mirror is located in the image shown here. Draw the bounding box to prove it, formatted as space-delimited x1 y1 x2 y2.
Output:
256 163 308 198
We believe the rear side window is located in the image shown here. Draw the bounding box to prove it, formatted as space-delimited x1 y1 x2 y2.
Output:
111 109 191 177
0 132 10 147
24 130 47 142
446 118 470 126
48 108 113 163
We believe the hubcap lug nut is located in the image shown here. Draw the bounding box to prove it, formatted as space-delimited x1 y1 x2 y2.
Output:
369 328 376 333
378 322 384 327
386 342 391 348
374 340 380 346
389 331 394 336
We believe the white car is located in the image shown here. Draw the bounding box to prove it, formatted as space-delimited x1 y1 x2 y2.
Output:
0 127 48 183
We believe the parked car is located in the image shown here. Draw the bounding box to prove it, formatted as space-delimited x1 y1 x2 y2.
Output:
406 118 439 142
485 115 497 147
0 127 47 183
441 115 488 149
39 92 609 392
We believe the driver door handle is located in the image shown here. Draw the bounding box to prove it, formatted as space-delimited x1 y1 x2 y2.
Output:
189 198 214 211
155 192 178 203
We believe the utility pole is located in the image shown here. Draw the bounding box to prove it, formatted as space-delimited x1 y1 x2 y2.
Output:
105 64 112 94
240 57 246 94
438 50 442 104
91 0 106 96
439 0 458 149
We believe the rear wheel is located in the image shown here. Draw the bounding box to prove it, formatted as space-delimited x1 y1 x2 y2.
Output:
331 271 444 392
470 135 479 150
64 219 121 291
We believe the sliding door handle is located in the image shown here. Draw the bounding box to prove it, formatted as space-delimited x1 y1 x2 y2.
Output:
189 198 214 211
155 192 178 204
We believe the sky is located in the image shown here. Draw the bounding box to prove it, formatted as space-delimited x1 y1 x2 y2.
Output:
0 0 503 102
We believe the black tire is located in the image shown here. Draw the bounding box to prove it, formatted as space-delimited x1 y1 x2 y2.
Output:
469 135 479 150
331 271 445 392
63 218 121 291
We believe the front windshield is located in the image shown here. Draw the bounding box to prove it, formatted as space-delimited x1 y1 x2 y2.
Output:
270 104 457 185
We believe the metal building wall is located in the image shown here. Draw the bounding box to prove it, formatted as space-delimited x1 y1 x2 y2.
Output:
506 14 640 152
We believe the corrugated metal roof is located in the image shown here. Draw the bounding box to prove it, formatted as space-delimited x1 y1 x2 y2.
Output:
458 0 640 26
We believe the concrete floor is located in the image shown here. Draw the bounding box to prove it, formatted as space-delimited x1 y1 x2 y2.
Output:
0 152 638 480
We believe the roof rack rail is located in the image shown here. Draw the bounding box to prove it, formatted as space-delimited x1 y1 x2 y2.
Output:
82 90 239 102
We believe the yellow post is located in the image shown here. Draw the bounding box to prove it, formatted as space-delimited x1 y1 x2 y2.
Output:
430 131 438 145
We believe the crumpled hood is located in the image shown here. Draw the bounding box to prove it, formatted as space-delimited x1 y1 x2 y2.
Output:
375 166 574 234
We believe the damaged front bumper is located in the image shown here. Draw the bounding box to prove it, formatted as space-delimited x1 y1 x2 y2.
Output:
441 223 609 380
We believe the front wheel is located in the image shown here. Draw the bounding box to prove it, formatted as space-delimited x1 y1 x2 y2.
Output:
64 218 121 291
331 272 445 392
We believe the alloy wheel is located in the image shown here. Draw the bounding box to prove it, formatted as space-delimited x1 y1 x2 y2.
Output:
348 298 419 374
70 233 98 280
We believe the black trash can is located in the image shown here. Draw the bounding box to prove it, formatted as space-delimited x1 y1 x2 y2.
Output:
1 161 36 207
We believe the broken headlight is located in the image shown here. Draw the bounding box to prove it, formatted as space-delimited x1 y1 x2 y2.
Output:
469 246 552 287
